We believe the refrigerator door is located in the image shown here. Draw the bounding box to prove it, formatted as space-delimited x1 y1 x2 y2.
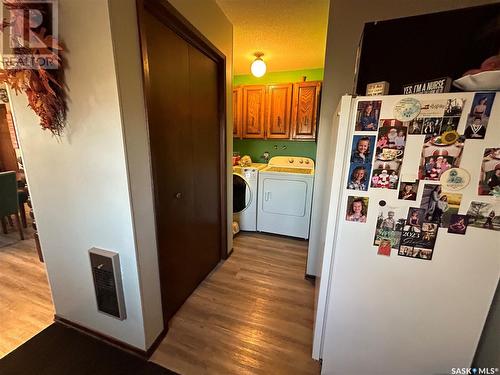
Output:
320 93 500 375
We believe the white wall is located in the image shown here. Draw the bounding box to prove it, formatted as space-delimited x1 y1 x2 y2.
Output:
10 0 148 349
310 0 500 358
9 0 233 351
107 0 164 349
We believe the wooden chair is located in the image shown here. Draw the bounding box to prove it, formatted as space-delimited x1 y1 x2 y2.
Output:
0 171 24 240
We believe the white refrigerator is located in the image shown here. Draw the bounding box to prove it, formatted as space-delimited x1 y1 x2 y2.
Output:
318 92 500 375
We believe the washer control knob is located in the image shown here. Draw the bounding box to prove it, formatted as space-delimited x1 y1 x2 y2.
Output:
299 159 303 164
305 159 310 164
288 158 294 163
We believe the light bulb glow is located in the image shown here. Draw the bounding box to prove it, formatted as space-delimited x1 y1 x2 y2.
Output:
251 58 266 77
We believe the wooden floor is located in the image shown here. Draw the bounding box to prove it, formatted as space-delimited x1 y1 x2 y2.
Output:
0 223 54 358
151 232 320 375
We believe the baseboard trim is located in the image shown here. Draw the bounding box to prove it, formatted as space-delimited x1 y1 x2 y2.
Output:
54 315 167 359
305 274 316 282
145 325 168 357
227 247 234 258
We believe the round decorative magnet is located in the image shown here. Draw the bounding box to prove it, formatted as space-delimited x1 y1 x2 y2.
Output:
393 97 421 122
439 130 460 145
440 168 470 191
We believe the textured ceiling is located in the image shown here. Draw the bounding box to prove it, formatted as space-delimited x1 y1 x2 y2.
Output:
216 0 329 75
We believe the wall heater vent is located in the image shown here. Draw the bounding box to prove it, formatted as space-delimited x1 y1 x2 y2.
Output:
89 248 126 320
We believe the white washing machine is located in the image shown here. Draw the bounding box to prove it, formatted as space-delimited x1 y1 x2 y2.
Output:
233 166 260 231
257 156 315 239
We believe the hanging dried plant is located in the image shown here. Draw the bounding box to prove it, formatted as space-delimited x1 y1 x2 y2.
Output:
0 0 66 135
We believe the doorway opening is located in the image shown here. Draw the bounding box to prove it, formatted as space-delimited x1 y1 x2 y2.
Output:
141 0 329 374
226 0 328 278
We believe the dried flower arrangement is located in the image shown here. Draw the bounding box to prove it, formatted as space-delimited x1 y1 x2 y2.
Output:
0 0 66 135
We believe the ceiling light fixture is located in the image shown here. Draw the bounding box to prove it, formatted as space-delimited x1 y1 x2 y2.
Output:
251 52 266 78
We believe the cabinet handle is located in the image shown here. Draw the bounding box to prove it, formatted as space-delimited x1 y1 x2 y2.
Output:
277 116 281 129
175 192 182 199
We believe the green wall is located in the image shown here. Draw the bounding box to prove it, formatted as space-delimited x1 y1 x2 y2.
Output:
233 68 324 162
234 139 317 163
233 68 324 86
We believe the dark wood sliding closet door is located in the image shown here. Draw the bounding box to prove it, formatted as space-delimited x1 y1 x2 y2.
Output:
139 0 226 323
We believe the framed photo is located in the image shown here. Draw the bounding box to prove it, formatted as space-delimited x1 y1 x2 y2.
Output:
448 214 468 235
422 117 443 136
355 100 382 131
398 180 418 200
408 118 423 135
466 92 496 140
350 135 376 165
375 123 407 159
419 135 464 181
405 208 425 231
347 135 376 191
419 184 462 228
346 196 369 223
373 205 407 250
467 202 500 231
398 222 438 261
478 148 500 196
377 240 392 256
347 164 370 191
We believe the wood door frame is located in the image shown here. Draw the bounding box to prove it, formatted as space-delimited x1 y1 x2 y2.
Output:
136 0 228 270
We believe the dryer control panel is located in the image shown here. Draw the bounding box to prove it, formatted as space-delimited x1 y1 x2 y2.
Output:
267 156 315 169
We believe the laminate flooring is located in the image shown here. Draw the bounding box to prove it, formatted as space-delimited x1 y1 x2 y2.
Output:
151 232 320 375
0 223 54 358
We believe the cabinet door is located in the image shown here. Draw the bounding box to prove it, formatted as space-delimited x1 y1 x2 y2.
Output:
266 83 292 139
233 87 242 138
242 85 266 139
291 81 321 140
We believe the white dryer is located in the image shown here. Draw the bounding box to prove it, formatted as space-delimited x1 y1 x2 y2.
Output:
257 156 315 239
233 166 260 231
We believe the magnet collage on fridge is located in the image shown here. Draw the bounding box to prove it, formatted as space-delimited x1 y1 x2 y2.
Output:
343 91 499 261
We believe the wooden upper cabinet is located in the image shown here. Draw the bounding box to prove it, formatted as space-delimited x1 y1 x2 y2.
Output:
232 87 242 138
291 81 321 140
242 85 266 139
235 81 322 140
265 84 292 139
